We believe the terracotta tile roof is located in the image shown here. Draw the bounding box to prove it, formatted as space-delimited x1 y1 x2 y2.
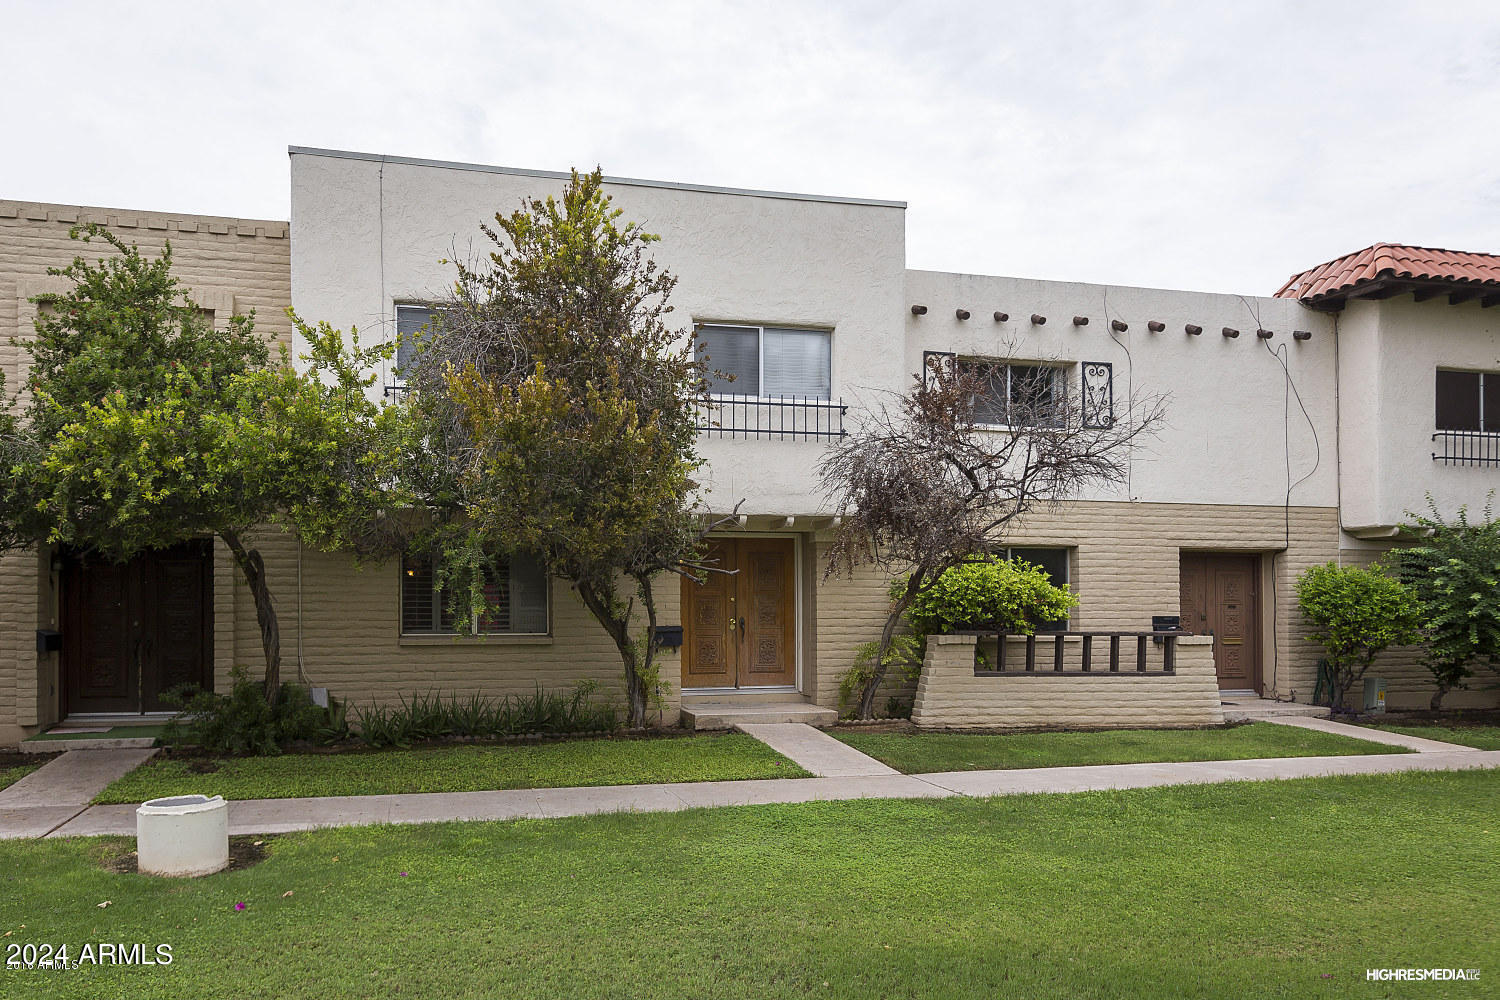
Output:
1275 243 1500 303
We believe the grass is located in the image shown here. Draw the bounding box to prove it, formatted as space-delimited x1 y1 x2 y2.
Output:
3 770 1498 998
0 761 41 791
1366 723 1500 751
831 721 1407 773
25 725 166 743
95 733 809 803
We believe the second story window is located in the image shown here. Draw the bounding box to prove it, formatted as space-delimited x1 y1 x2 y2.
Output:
1435 368 1500 432
394 304 434 384
958 359 1067 428
696 324 831 399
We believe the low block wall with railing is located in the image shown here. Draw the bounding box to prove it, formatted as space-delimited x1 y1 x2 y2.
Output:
910 632 1223 730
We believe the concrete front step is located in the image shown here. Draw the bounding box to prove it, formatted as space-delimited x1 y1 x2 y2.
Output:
680 700 837 730
1221 697 1331 723
20 736 157 754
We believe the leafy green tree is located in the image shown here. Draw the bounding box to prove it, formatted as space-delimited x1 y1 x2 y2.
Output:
1394 499 1500 710
3 225 405 700
1296 561 1421 713
421 170 714 727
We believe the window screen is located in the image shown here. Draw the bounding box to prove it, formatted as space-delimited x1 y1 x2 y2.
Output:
696 326 760 397
395 305 434 376
763 328 832 398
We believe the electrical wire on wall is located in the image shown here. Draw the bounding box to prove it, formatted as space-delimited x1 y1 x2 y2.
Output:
1100 287 1135 499
1238 295 1321 699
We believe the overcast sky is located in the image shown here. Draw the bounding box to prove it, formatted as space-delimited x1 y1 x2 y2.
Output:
6 1 1499 294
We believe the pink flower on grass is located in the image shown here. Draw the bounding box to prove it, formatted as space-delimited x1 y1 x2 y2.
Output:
233 902 246 912
399 872 408 877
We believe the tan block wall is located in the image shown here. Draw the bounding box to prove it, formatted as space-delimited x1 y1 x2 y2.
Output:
0 200 289 743
228 529 684 727
911 634 1223 730
808 501 1343 715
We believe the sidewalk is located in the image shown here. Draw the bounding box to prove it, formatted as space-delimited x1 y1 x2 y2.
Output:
0 748 158 839
39 747 1500 839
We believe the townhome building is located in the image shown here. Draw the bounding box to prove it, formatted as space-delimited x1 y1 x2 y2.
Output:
2 148 1497 744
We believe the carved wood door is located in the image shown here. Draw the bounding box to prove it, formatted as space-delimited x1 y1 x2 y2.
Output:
1179 553 1260 691
681 538 796 689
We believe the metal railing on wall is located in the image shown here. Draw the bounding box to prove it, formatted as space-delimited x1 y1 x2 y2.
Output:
696 396 848 441
1432 430 1500 467
954 629 1192 676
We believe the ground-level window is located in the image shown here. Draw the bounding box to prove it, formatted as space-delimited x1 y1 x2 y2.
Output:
695 324 832 399
400 552 549 635
1435 368 1500 432
957 359 1068 427
1005 547 1071 630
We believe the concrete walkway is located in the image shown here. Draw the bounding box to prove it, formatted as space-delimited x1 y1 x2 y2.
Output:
733 723 899 777
36 748 1500 839
1260 715 1483 753
0 748 158 839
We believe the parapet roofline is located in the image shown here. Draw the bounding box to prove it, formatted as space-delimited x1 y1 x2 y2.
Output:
288 146 907 210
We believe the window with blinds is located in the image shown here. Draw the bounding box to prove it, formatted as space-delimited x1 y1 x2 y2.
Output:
400 552 549 635
394 304 434 379
695 324 831 399
956 359 1067 428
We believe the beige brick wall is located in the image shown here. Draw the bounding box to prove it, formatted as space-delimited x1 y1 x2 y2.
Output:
808 501 1346 715
229 529 685 727
911 633 1223 730
0 200 289 743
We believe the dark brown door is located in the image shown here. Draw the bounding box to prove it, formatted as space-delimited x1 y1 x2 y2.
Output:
681 538 796 689
1179 553 1260 691
63 540 213 715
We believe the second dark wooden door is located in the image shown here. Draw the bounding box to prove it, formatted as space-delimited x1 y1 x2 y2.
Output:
63 540 214 715
681 538 796 689
1179 553 1260 691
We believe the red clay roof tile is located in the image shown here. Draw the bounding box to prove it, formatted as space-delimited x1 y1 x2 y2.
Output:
1275 243 1500 302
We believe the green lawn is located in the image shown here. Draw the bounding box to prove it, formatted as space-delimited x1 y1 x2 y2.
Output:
1367 723 1500 751
831 722 1407 773
4 770 1498 998
0 761 42 791
95 733 809 803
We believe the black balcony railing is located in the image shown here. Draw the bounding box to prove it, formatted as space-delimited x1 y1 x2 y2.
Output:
1432 430 1500 467
696 396 848 441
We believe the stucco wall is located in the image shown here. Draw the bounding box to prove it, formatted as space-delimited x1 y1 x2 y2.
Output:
1338 295 1500 532
902 270 1339 508
288 149 908 516
911 633 1222 730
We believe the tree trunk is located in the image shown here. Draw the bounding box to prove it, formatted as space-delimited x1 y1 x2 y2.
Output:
576 579 649 728
1430 682 1449 712
221 530 281 703
855 574 925 720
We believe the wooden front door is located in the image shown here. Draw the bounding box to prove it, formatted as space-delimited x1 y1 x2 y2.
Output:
681 538 796 689
1179 553 1260 691
62 540 213 714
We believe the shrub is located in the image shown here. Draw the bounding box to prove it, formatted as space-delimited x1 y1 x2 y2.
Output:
351 681 621 749
1394 499 1500 709
1296 562 1421 713
899 558 1078 638
160 665 325 755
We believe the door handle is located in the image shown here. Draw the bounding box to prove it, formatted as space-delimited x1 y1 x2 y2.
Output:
729 617 738 633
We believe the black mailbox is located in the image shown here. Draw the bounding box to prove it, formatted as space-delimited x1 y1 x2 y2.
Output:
36 629 62 654
1151 615 1181 645
651 625 684 651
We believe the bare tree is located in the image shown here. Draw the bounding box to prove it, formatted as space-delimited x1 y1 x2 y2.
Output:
821 356 1165 718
